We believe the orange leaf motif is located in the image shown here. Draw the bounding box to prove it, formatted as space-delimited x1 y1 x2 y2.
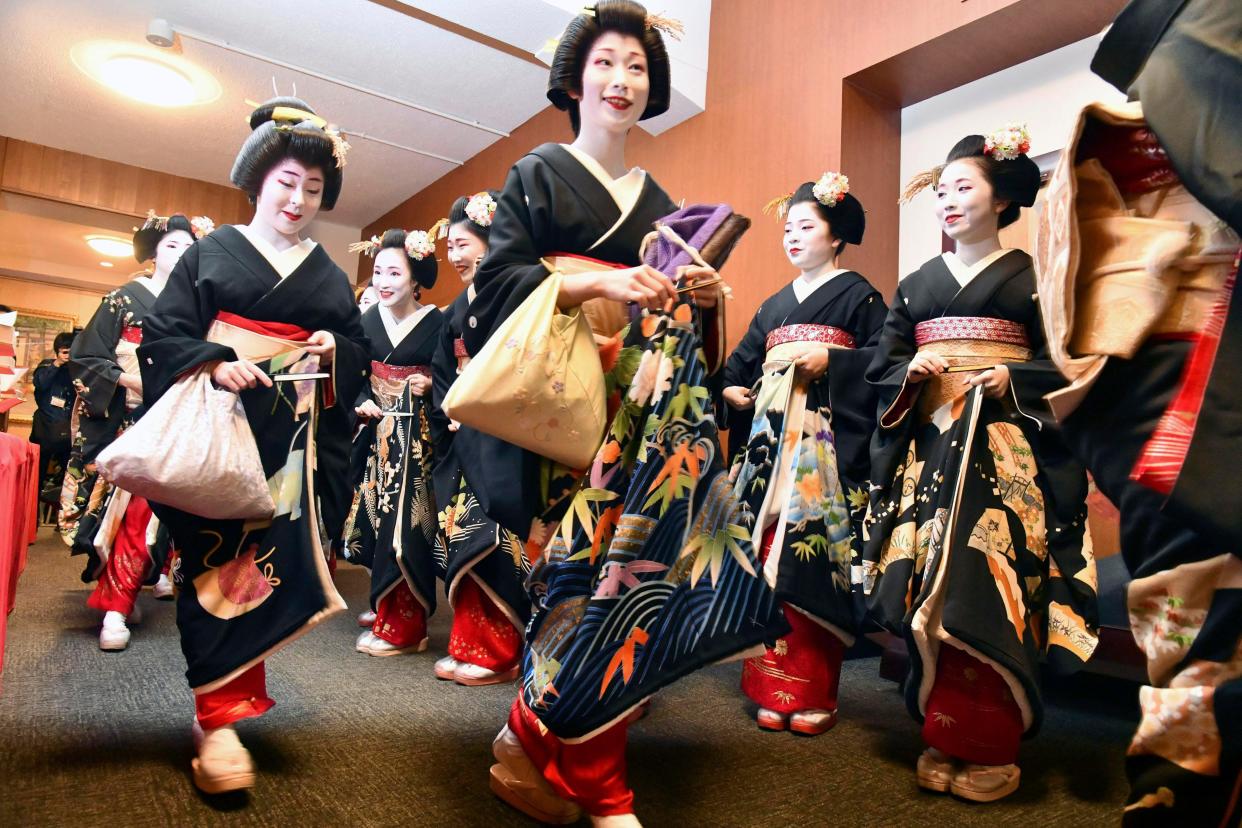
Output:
600 626 650 698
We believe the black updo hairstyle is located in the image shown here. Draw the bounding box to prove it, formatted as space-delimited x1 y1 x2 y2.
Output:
230 97 343 211
377 228 438 297
547 1 671 135
132 214 194 263
448 189 502 244
943 135 1041 229
788 182 865 254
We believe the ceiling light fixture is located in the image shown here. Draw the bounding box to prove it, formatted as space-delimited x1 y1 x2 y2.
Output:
72 40 221 108
99 261 115 268
85 235 134 258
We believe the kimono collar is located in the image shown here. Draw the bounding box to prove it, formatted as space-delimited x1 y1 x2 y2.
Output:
792 267 848 303
379 302 433 346
233 224 318 279
124 277 159 307
941 248 1014 288
560 144 646 218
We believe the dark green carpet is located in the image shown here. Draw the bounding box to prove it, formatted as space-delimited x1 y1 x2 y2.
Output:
1 530 1138 826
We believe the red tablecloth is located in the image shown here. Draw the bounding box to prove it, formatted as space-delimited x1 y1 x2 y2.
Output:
0 432 39 685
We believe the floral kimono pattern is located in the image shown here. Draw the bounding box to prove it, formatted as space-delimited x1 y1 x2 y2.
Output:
521 304 785 740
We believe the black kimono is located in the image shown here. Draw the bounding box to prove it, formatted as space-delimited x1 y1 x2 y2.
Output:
59 279 168 579
859 250 1098 740
726 272 887 637
463 142 783 739
462 143 681 537
430 282 537 635
139 225 369 691
343 304 445 615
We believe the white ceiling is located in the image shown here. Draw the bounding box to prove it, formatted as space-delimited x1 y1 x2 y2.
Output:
0 0 552 227
0 0 711 229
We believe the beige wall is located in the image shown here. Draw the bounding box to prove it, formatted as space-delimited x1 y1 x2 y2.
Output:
1 274 104 326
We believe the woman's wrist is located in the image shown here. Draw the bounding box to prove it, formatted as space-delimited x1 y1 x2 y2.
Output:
556 271 599 308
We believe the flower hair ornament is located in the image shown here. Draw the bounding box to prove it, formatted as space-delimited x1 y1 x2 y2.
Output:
984 122 1031 161
190 216 216 239
762 171 851 219
812 171 850 207
269 105 352 169
464 192 497 228
348 219 448 260
403 222 441 261
900 122 1034 203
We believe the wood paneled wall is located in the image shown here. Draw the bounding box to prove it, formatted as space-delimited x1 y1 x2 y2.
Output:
363 0 1126 344
0 137 252 225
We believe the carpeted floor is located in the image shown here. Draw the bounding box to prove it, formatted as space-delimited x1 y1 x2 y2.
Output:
1 530 1139 826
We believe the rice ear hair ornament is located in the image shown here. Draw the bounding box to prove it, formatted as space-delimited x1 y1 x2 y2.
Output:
900 165 944 204
140 209 170 232
427 217 450 241
646 12 684 40
762 192 794 219
347 235 383 256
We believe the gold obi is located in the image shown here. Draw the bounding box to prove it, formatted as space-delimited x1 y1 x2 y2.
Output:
913 317 1032 417
368 362 430 409
1035 100 1239 419
1069 162 1233 358
205 317 307 364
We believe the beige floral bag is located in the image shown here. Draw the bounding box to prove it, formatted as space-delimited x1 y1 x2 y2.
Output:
441 270 606 468
96 368 275 519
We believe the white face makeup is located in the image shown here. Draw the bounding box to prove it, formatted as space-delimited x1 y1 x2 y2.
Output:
935 158 1007 244
445 221 488 286
372 247 415 309
783 201 839 273
358 285 379 312
574 31 650 136
153 229 194 278
255 159 325 238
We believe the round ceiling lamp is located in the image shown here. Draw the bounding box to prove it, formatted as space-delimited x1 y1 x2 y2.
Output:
85 235 134 258
71 40 220 107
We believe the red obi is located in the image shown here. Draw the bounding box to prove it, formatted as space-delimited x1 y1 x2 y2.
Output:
120 324 143 344
914 316 1029 348
1079 121 1178 196
453 338 468 358
370 361 430 381
214 310 313 341
765 324 855 352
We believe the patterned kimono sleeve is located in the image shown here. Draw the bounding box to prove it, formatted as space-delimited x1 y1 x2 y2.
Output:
68 290 127 418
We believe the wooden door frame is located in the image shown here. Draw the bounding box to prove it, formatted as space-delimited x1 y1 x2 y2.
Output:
838 0 1126 298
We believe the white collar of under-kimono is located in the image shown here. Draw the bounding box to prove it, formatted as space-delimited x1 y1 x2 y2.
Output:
379 301 433 346
134 274 164 298
233 224 317 279
941 248 1012 288
560 144 647 252
792 267 847 303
